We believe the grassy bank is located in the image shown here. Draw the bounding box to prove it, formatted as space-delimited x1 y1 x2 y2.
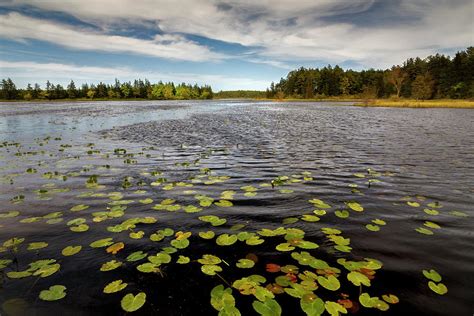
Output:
356 99 474 108
261 97 474 108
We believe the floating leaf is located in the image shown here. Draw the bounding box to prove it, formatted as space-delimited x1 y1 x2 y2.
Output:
61 245 82 256
70 204 89 212
236 259 255 269
216 234 238 246
428 281 448 295
177 255 190 264
317 275 340 291
300 294 324 316
104 280 128 293
199 231 215 239
415 227 433 235
201 264 222 275
423 208 439 215
90 238 114 248
347 271 371 286
252 298 282 316
39 285 66 301
276 243 295 252
106 242 125 255
121 292 146 312
126 251 147 262
301 214 320 222
382 294 399 304
365 224 380 232
424 221 440 229
100 260 122 272
422 269 442 282
407 201 420 207
335 210 349 219
198 255 222 265
27 242 48 250
324 301 347 316
215 200 233 207
346 202 363 212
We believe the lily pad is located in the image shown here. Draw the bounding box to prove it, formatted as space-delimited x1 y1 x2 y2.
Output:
39 285 66 301
61 245 82 256
252 298 282 316
428 281 448 295
104 280 128 293
121 292 146 312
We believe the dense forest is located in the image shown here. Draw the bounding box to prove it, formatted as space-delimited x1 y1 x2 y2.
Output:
0 78 213 100
214 90 267 99
266 47 474 100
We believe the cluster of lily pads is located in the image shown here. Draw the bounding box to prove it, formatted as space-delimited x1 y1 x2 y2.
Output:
0 137 466 315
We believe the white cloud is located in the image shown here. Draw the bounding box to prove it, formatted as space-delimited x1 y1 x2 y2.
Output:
0 0 472 69
0 12 224 62
0 60 270 90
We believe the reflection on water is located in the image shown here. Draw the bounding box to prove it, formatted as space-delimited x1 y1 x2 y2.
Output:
0 100 472 315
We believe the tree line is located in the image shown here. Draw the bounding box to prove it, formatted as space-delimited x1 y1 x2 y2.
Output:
266 47 473 100
0 78 213 100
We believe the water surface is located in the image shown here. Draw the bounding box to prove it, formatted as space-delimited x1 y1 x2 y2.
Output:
0 100 472 315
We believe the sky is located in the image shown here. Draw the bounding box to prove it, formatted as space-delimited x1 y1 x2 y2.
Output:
0 0 472 91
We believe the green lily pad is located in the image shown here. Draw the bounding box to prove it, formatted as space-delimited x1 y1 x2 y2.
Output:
201 264 222 275
215 200 233 207
216 234 238 246
39 285 66 301
104 280 128 293
335 210 349 218
424 221 440 229
276 243 295 252
424 208 439 215
407 201 420 207
346 202 363 212
136 263 160 273
449 210 468 217
252 298 282 316
415 227 434 235
422 269 442 282
347 271 371 286
7 271 32 279
236 259 255 269
27 242 48 250
428 281 448 295
365 224 380 232
126 251 147 262
177 255 190 264
90 238 114 248
372 219 386 225
148 253 171 264
198 254 222 265
324 301 347 316
121 292 146 312
309 199 331 209
301 214 320 222
317 275 340 291
70 204 89 212
61 245 82 256
100 260 122 272
382 294 399 304
300 294 324 316
199 231 215 239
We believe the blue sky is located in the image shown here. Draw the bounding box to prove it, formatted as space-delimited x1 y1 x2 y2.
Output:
0 0 472 91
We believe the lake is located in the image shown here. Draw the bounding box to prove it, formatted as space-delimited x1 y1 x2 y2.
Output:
0 100 472 315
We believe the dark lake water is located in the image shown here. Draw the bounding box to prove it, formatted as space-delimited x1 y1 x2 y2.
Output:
0 100 473 316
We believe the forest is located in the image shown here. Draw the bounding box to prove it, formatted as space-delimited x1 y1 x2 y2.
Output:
266 47 473 100
0 79 213 101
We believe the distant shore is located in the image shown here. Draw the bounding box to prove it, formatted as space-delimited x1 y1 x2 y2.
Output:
1 97 473 108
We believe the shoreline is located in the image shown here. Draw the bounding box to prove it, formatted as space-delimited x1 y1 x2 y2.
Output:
1 98 473 109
